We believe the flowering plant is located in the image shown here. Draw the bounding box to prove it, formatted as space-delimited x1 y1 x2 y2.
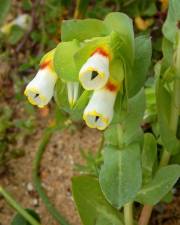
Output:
23 1 180 225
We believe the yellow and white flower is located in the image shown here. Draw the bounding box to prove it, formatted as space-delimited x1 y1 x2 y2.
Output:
24 50 57 108
79 49 110 90
67 81 79 107
1 14 32 34
83 80 119 130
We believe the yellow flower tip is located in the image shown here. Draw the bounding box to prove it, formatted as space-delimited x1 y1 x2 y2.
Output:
135 16 153 31
83 112 109 130
79 67 104 79
24 87 47 108
69 99 74 108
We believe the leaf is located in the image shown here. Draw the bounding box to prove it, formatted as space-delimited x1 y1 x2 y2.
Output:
61 18 108 42
8 25 24 45
156 79 180 154
54 40 81 81
54 79 70 113
71 90 91 121
136 165 180 205
141 133 157 185
105 89 145 147
0 0 11 25
104 12 134 66
163 0 180 44
99 144 142 209
127 35 152 97
72 176 124 225
11 208 40 225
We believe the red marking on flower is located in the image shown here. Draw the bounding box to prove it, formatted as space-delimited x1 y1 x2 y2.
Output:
105 81 118 92
40 60 51 70
92 48 109 58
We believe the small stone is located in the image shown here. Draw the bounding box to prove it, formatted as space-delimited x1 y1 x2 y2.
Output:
32 198 39 207
27 182 34 192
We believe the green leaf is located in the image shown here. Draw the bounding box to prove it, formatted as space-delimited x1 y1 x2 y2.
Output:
72 175 124 225
141 133 157 185
71 90 91 121
11 208 40 225
0 0 11 25
156 79 180 154
136 165 180 205
54 39 81 81
104 12 134 66
61 18 108 42
127 35 152 97
99 144 142 209
54 79 70 113
163 0 180 44
105 89 145 147
8 25 24 44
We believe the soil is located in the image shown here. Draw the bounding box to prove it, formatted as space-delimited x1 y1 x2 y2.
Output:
0 124 101 225
0 121 180 225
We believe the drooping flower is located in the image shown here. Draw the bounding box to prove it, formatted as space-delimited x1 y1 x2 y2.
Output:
67 81 79 107
24 49 57 108
1 14 32 34
79 48 110 90
83 80 120 130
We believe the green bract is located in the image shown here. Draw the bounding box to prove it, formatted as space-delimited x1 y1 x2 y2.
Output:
54 39 81 81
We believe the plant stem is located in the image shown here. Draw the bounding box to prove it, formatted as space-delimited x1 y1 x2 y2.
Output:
138 72 180 225
0 186 41 225
124 202 134 225
33 127 71 225
74 0 81 19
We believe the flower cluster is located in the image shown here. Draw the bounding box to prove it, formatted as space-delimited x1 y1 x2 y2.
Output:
24 13 132 130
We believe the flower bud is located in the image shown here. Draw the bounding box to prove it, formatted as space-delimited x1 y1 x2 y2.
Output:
67 82 79 107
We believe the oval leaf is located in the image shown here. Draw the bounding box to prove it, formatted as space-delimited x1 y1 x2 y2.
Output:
72 176 124 225
99 144 142 209
136 165 180 205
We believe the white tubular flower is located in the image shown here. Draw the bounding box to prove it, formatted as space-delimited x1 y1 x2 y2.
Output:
67 82 79 107
24 53 57 108
79 49 110 90
83 81 119 130
1 14 31 34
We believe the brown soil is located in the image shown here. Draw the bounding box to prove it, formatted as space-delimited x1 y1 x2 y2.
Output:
0 125 101 225
0 123 180 225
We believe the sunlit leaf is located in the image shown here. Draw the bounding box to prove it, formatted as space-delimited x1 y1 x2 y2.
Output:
54 39 81 81
61 18 108 42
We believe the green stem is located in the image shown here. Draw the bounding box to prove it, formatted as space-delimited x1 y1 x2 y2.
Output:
124 202 134 225
0 186 41 225
138 69 180 225
32 127 71 225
